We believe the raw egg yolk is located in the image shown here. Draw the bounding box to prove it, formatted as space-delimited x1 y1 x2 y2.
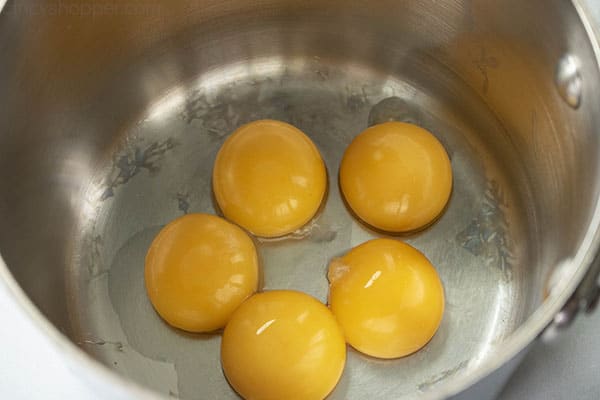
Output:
339 121 452 233
145 213 258 333
213 119 327 238
327 238 444 359
221 290 346 400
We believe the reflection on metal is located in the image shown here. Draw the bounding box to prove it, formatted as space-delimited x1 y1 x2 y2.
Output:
101 139 177 200
456 180 514 279
556 54 583 109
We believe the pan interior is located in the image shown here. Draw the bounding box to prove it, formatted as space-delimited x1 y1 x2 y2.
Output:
4 1 600 398
68 55 532 399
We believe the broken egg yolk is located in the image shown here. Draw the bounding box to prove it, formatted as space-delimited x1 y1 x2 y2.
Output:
221 290 346 400
327 238 444 359
145 213 259 333
212 119 327 238
339 121 452 233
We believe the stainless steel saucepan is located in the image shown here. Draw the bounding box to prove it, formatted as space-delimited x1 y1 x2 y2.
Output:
1 0 599 399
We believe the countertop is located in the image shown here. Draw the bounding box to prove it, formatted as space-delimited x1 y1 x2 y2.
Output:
1 1 600 399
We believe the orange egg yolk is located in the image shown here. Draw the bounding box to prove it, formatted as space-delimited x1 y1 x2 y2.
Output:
145 213 259 333
221 290 346 400
327 238 444 359
340 121 452 233
213 119 327 238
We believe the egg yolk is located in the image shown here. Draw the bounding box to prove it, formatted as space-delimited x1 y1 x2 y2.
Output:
212 119 327 238
145 213 259 333
327 238 444 359
221 290 346 400
339 121 452 233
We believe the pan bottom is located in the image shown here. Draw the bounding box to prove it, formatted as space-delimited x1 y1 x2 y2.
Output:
68 57 532 399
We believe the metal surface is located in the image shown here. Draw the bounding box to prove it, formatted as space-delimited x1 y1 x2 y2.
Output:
0 0 599 399
541 250 600 341
555 54 583 109
74 62 527 400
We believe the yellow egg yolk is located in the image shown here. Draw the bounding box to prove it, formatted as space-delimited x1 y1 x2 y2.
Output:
213 119 327 238
327 238 444 359
221 290 346 400
339 121 452 233
145 213 259 333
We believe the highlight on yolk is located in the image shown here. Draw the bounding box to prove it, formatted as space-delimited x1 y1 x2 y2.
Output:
221 290 346 400
327 238 444 359
145 213 259 333
212 119 327 238
339 121 452 233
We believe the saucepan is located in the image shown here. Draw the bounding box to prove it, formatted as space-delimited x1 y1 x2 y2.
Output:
0 0 599 399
